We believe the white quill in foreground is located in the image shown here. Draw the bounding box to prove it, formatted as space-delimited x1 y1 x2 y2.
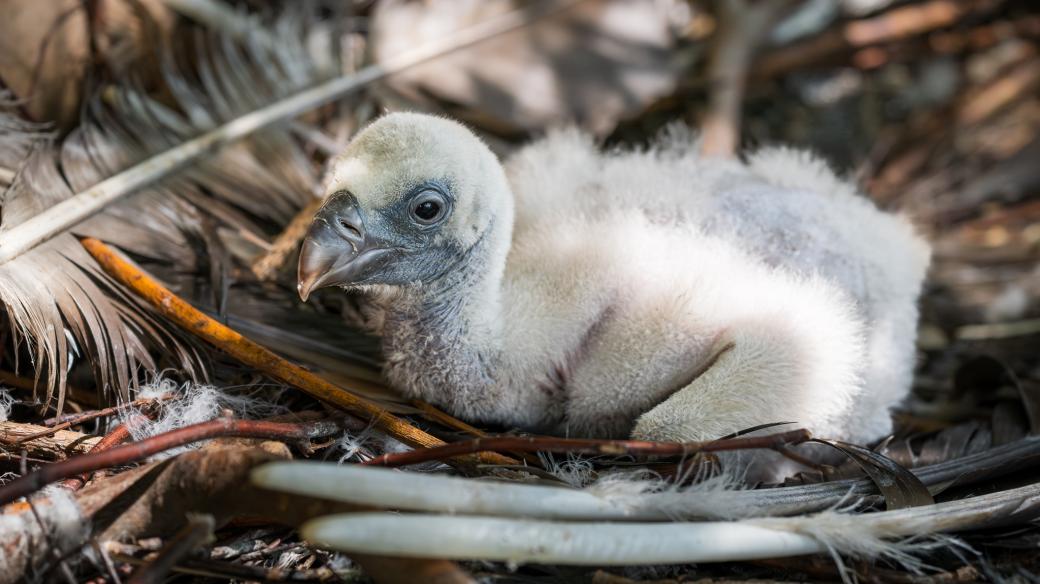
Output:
254 461 1039 567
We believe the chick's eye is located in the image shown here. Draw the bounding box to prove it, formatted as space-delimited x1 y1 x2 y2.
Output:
415 201 439 220
409 190 447 225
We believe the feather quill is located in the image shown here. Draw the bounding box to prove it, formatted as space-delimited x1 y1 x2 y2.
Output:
0 0 581 265
294 481 1040 573
254 437 1040 520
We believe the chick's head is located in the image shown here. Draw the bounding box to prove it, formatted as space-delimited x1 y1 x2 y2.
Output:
298 112 511 300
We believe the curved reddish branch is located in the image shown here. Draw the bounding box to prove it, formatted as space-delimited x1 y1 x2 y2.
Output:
0 417 342 505
58 414 146 491
80 237 513 469
362 429 812 468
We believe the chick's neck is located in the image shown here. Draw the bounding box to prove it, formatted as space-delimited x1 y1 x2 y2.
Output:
379 210 514 418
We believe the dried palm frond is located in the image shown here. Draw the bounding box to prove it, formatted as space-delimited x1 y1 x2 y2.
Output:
0 5 336 409
0 1 578 411
0 93 48 188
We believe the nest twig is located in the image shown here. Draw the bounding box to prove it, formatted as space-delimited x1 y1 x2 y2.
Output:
80 237 514 469
363 429 812 467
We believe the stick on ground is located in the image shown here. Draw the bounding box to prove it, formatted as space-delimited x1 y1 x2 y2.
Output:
0 417 342 504
58 413 149 491
127 514 216 584
250 197 324 281
700 0 795 157
80 237 513 469
18 395 170 443
362 429 812 468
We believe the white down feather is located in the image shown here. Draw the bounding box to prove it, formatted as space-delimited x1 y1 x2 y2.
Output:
498 124 929 444
321 113 930 454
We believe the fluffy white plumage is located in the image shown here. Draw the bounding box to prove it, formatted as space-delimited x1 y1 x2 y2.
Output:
304 113 930 451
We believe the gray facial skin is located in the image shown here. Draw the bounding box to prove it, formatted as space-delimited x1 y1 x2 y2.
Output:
298 183 459 300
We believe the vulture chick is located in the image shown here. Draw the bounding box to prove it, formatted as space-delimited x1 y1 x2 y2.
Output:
299 113 929 450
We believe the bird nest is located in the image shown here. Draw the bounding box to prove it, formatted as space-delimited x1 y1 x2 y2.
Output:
1 1 1039 583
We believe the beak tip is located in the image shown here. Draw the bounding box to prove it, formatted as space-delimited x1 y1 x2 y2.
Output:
298 235 324 302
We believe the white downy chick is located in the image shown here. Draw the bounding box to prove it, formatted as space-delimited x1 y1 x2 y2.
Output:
298 113 929 449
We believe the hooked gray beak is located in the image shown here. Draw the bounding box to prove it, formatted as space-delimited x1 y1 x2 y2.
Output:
298 194 395 301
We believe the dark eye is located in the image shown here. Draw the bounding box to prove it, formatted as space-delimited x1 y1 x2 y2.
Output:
409 190 448 225
415 200 440 220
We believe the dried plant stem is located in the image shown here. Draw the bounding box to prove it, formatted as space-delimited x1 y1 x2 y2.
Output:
956 318 1040 340
303 513 827 563
111 552 477 584
289 121 343 156
21 395 171 441
81 238 511 468
111 553 336 582
700 0 794 157
258 437 1040 525
0 370 99 407
0 421 102 459
127 514 216 584
410 399 487 438
0 417 342 504
362 429 812 468
250 197 324 281
58 413 146 491
0 0 585 265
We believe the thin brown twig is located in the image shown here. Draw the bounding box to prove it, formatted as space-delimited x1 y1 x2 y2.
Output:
700 0 795 157
111 552 336 582
89 539 124 584
58 413 147 491
250 197 325 281
410 399 487 438
0 421 103 459
42 394 172 426
80 237 513 469
0 370 99 408
772 445 826 471
19 395 172 442
0 417 343 505
361 429 812 468
27 497 78 584
127 515 215 584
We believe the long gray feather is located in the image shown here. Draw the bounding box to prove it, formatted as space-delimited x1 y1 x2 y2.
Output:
0 5 337 408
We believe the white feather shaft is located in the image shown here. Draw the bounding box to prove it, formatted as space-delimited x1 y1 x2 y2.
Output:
297 481 1040 564
0 0 584 265
302 514 827 564
252 462 652 520
252 447 1040 520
